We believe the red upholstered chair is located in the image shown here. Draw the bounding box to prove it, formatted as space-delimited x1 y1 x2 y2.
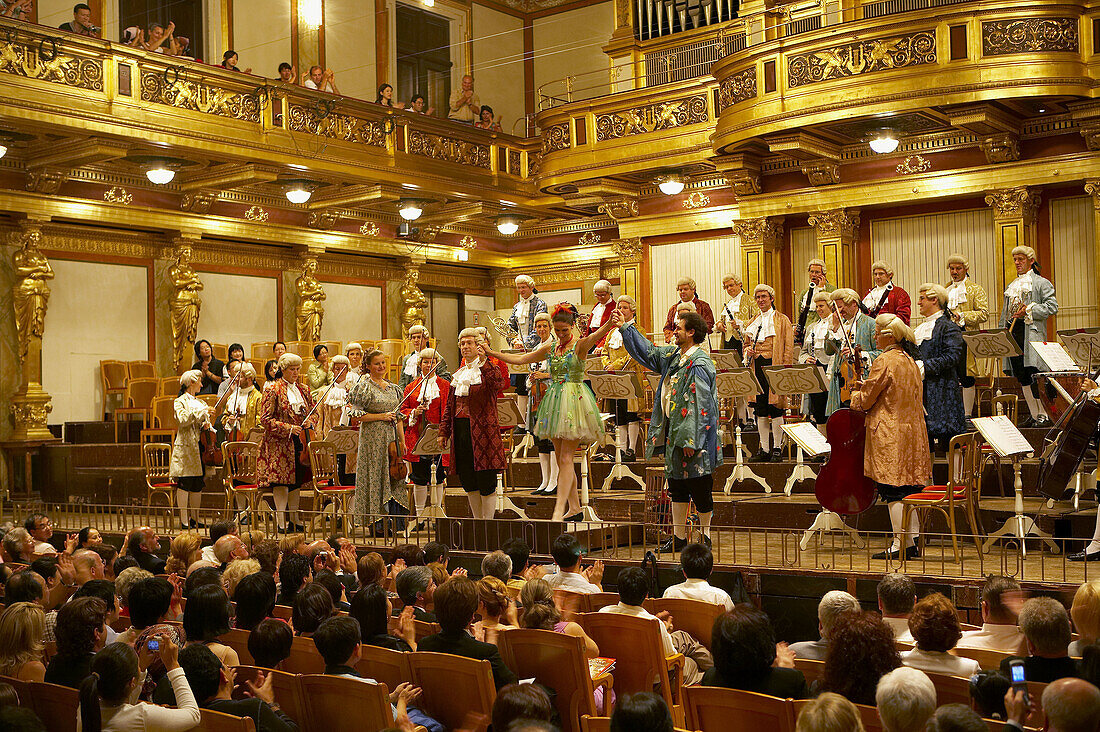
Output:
143 442 176 508
308 440 357 535
901 431 981 562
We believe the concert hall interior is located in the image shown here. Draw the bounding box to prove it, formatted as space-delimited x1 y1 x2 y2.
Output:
0 0 1099 729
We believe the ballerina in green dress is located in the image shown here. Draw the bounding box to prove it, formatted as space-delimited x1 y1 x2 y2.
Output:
484 303 620 521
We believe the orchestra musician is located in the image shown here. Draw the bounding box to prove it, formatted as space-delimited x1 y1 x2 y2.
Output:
944 254 988 417
825 288 881 416
1068 379 1100 562
316 354 353 438
1000 245 1056 428
400 347 451 529
528 313 559 495
507 275 548 437
170 369 214 530
474 326 510 396
307 343 333 399
398 325 451 393
863 261 911 324
221 362 262 440
743 284 795 463
794 259 835 346
850 314 931 561
346 349 406 530
344 342 365 379
663 276 715 342
798 291 833 428
256 353 316 533
584 280 615 352
914 284 967 453
601 295 646 462
715 273 757 425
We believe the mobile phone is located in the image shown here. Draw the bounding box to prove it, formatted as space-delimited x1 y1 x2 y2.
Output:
147 639 160 651
1008 659 1028 704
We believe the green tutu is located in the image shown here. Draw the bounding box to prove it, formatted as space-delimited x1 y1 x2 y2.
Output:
532 341 603 443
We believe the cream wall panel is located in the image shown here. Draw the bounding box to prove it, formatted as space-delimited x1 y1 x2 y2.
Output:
428 292 460 368
472 5 524 128
537 288 582 310
649 236 742 336
43 260 149 424
231 0 292 78
532 3 613 103
322 282 384 342
790 227 816 288
325 0 378 103
870 209 994 326
1051 196 1098 330
196 272 279 351
465 294 495 316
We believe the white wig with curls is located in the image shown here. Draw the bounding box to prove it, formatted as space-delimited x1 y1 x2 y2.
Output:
876 314 916 344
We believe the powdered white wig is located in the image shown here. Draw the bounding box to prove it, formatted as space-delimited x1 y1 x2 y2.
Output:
278 353 303 370
239 363 257 379
919 283 948 307
807 258 827 272
514 274 535 287
722 272 742 285
344 342 363 354
871 260 893 276
812 290 831 304
676 276 697 290
408 324 429 337
831 288 860 305
331 355 350 367
534 312 552 324
945 253 968 269
876 313 916 344
754 283 776 300
475 326 490 343
458 328 480 342
616 294 637 313
676 301 697 313
593 279 612 294
1012 245 1037 261
179 369 203 387
417 348 439 363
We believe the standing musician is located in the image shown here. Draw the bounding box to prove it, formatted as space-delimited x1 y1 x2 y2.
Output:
474 326 510 396
345 342 365 378
794 259 835 346
584 280 615 352
863 261 912 324
601 295 647 462
221 362 262 440
507 275 548 436
316 355 353 437
715 273 757 425
799 291 834 428
618 309 719 552
663 276 715 342
1000 245 1057 428
170 370 214 530
399 325 451 393
529 313 559 495
400 347 451 529
825 288 880 416
743 284 795 463
944 254 988 416
256 353 316 533
440 329 506 520
346 349 406 529
850 314 931 561
1068 379 1100 562
914 284 967 453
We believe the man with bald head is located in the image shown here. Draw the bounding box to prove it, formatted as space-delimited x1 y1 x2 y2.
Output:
1006 678 1100 732
305 539 338 575
71 549 106 585
213 534 248 567
127 526 164 574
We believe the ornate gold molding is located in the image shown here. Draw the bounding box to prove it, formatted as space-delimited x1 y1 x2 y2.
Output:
984 187 1039 221
140 71 261 122
103 187 133 205
0 34 103 90
1081 122 1100 152
733 216 784 245
718 67 756 111
181 191 217 213
611 237 643 264
287 104 387 146
460 235 478 250
244 206 269 222
25 169 67 194
578 231 601 246
981 18 1078 56
980 133 1020 164
1083 180 1100 211
801 161 841 187
682 191 711 209
808 209 859 238
307 210 339 230
541 124 569 154
408 130 490 169
597 197 638 221
360 221 381 237
787 31 936 88
595 95 708 141
896 155 932 175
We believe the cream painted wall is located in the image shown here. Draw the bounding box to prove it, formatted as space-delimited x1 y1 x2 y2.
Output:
232 0 292 78
43 259 149 424
325 0 378 102
532 2 614 105
649 235 742 336
322 282 384 342
195 272 279 351
1051 196 1098 330
472 5 525 129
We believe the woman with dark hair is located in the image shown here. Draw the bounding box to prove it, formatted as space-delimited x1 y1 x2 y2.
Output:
391 544 425 567
45 597 109 688
307 343 333 399
233 572 277 631
190 339 224 395
219 50 250 74
821 611 900 706
610 692 674 732
78 639 199 732
474 105 501 131
182 585 238 666
351 584 416 651
263 358 280 389
375 83 405 108
224 343 245 377
276 553 310 607
702 605 808 698
78 527 103 550
292 583 335 637
247 618 294 670
901 593 979 677
491 683 553 731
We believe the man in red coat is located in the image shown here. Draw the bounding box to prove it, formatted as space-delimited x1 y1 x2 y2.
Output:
585 279 615 353
863 260 911 324
663 276 715 342
400 347 451 528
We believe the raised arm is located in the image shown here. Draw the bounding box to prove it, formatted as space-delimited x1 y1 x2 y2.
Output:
576 310 622 360
483 339 552 366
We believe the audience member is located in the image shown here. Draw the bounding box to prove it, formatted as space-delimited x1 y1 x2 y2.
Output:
376 83 405 109
393 543 426 567
877 573 915 642
29 557 66 610
277 553 311 607
356 552 387 589
277 62 296 84
789 590 860 661
901 592 979 676
544 534 603 594
0 0 32 22
969 670 1010 719
795 692 865 732
45 597 109 689
313 569 350 611
609 691 673 732
292 583 335 636
492 683 554 732
1071 579 1100 657
165 532 201 575
703 604 807 698
520 579 599 657
183 585 238 666
202 521 238 564
126 528 166 574
248 618 294 670
233 572 277 631
409 94 434 115
351 583 416 651
0 706 46 731
250 540 280 576
925 704 988 732
112 554 138 580
178 643 299 732
3 528 34 564
4 571 44 606
72 548 107 585
117 577 176 646
474 105 502 131
822 611 900 705
474 576 516 643
115 566 152 618
223 558 261 597
78 526 103 550
184 567 220 600
875 667 936 732
1000 596 1079 683
662 542 734 611
958 575 1025 653
423 541 448 568
448 74 481 123
0 603 46 682
278 533 306 558
66 580 120 643
394 565 436 622
23 513 55 555
1015 677 1100 732
481 551 512 583
502 538 542 591
302 65 339 94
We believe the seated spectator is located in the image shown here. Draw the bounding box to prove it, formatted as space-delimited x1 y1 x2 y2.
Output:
544 534 603 594
292 583 335 637
58 3 98 36
1000 596 1080 683
877 573 915 642
165 532 201 575
121 26 143 47
178 644 299 732
5 571 44 606
394 565 436 622
142 22 175 54
492 683 553 732
609 691 673 732
3 528 35 564
473 577 516 643
202 521 238 564
502 538 543 592
78 639 199 732
481 551 511 583
1071 579 1100 657
474 105 502 132
278 533 306 558
276 553 310 607
356 552 386 590
57 580 120 646
875 666 936 732
172 35 192 59
313 569 350 611
188 566 223 600
969 669 1010 719
126 528 166 575
1009 677 1100 732
277 62 297 84
795 692 865 732
409 94 434 115
958 575 1025 653
0 0 32 22
115 566 152 619
393 543 426 567
323 535 359 595
789 590 860 661
183 585 238 666
901 593 979 677
233 572 277 631
248 618 294 671
418 576 517 689
116 576 176 646
351 584 417 652
376 83 405 109
72 548 107 586
0 603 46 682
24 513 55 555
520 579 599 657
822 611 900 705
112 553 138 580
424 542 448 569
302 65 339 94
448 74 480 123
703 604 807 698
663 542 734 611
925 704 987 732
250 540 280 576
222 559 260 598
45 597 109 689
78 526 103 550
214 535 249 569
30 557 67 610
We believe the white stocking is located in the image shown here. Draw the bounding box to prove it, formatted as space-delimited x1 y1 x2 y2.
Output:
627 422 641 453
413 484 429 514
736 398 749 424
517 396 529 429
548 450 560 490
887 502 904 552
671 502 689 540
189 492 203 525
234 492 250 511
1022 388 1048 419
905 506 920 549
288 489 301 523
177 489 191 526
537 453 551 492
757 417 772 452
699 511 712 539
273 486 289 527
771 417 785 453
481 493 497 519
962 386 976 416
1086 502 1100 554
467 492 483 519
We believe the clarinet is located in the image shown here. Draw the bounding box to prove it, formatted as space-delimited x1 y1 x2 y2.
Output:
794 282 813 347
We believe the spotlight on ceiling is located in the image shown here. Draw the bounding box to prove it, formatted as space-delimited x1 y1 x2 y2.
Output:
285 182 313 204
496 215 520 236
399 199 423 221
0 143 7 160
144 162 175 185
869 130 900 154
657 175 685 196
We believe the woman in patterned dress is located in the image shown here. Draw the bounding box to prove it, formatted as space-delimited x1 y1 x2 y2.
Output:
346 349 405 528
256 353 316 533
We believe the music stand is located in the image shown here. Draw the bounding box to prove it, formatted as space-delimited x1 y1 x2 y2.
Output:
494 396 529 519
1057 328 1100 369
710 350 743 371
412 424 447 520
717 369 768 494
588 371 646 493
762 364 828 496
960 329 1022 360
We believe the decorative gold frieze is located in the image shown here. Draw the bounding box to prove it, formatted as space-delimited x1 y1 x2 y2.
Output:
611 238 643 263
682 191 711 209
808 209 860 239
286 104 387 146
980 133 1020 164
896 155 932 175
180 191 217 213
460 235 478 249
595 95 708 141
801 161 840 186
984 187 1040 220
528 152 542 176
1080 123 1100 151
0 35 103 90
25 169 67 194
1086 180 1100 210
407 130 490 169
597 197 639 221
11 385 54 441
718 68 756 111
507 149 522 176
307 211 339 230
360 221 380 237
104 187 132 205
787 31 936 88
578 231 601 246
244 206 269 222
981 18 1079 56
733 217 785 245
140 71 261 122
542 124 569 154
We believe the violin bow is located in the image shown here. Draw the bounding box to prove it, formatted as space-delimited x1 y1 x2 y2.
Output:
393 360 444 414
300 363 348 425
205 368 242 431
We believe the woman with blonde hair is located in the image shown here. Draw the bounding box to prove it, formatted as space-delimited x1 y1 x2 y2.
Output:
170 369 213 530
795 692 865 732
0 602 46 682
164 532 201 576
1070 580 1100 656
222 558 261 598
474 576 517 644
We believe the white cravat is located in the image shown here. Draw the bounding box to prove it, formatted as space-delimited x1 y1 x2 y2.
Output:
947 278 968 310
403 353 419 377
408 376 441 425
451 359 483 396
284 380 305 414
1005 271 1033 302
591 301 607 327
748 308 777 340
515 295 533 324
864 283 889 310
914 310 942 345
607 328 623 350
228 387 249 416
323 382 348 408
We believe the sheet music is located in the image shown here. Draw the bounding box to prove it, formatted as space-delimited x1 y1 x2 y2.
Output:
971 416 1033 458
1032 341 1082 372
782 422 831 456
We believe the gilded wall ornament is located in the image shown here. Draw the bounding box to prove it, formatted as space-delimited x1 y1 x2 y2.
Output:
1085 180 1100 211
980 133 1020 164
682 191 711 209
140 72 261 122
400 269 429 334
0 34 103 90
25 169 67 195
287 104 387 146
11 226 53 362
1080 123 1100 152
244 206 269 222
407 130 490 168
787 31 936 88
307 211 339 230
895 155 932 175
168 243 203 371
295 255 326 342
460 235 478 249
508 149 522 176
718 67 757 110
984 188 1039 221
727 170 762 196
981 18 1079 56
801 162 840 187
360 221 380 237
181 191 217 213
611 238 643 263
10 390 53 440
732 217 784 245
808 209 860 238
104 187 133 205
597 198 639 221
595 95 708 141
541 123 570 153
527 152 542 176
578 231 601 246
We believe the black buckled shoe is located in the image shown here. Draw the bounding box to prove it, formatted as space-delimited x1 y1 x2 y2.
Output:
658 536 688 554
748 449 771 463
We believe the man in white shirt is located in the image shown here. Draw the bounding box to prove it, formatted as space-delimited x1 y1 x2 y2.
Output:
878 572 915 643
957 575 1026 653
303 64 339 94
506 274 547 436
201 521 238 565
789 590 861 661
543 534 603 594
24 512 56 555
585 280 614 353
663 542 734 611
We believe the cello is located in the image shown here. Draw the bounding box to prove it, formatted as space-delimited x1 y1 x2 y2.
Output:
1036 366 1100 501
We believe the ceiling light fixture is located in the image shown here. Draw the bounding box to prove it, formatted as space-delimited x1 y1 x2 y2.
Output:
0 143 7 160
657 175 685 196
869 130 899 154
285 183 313 204
144 162 175 185
399 199 423 221
496 215 520 236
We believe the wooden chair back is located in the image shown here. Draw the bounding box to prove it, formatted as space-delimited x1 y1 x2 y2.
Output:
232 666 305 724
128 360 157 379
793 657 826 688
684 686 794 732
308 440 342 486
220 628 255 665
272 605 293 621
197 394 220 409
143 442 172 482
126 377 160 409
251 342 275 364
196 708 256 731
413 619 441 641
497 629 596 732
554 589 591 622
299 673 393 732
25 680 79 732
926 671 973 707
580 717 696 732
160 376 180 396
284 635 326 674
223 441 260 484
792 699 882 732
153 396 179 429
992 394 1019 424
952 645 1019 669
0 674 29 704
212 343 229 361
409 651 497 731
287 341 314 361
357 643 412 692
318 340 342 356
587 592 619 612
643 597 726 649
100 359 128 391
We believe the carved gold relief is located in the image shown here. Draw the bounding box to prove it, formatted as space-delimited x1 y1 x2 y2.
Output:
1080 122 1100 151
11 385 53 441
787 31 936 88
597 197 639 221
307 211 339 230
595 95 708 141
611 238 643 263
0 35 103 90
25 169 67 194
181 191 217 213
460 235 478 249
295 255 326 342
808 209 860 238
244 206 269 222
541 123 569 153
984 187 1039 220
981 18 1079 56
895 155 932 175
733 217 784 245
1086 180 1100 211
400 269 429 334
980 133 1020 164
407 130 490 169
578 231 601 246
141 71 261 122
286 104 387 146
718 67 757 110
728 170 761 196
360 221 380 237
682 191 711 209
104 187 132 204
801 162 840 186
508 149 522 176
169 242 203 372
527 152 542 176
11 225 53 362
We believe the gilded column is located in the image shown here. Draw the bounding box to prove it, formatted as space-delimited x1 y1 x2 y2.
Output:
400 256 429 337
984 187 1040 297
295 252 326 342
732 217 783 297
168 238 203 374
808 209 859 290
10 220 55 440
1086 180 1100 328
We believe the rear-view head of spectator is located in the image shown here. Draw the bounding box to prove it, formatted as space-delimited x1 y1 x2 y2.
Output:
71 549 105 584
551 533 583 571
184 566 221 599
250 540 279 576
0 603 46 681
823 610 900 706
313 569 346 609
502 538 530 579
293 583 335 636
481 550 511 582
183 585 233 642
393 543 426 567
909 592 962 653
982 575 1022 624
1071 579 1100 656
248 618 293 670
711 605 777 683
350 584 391 640
312 615 360 669
395 565 434 609
924 704 987 732
166 531 201 575
356 551 386 588
73 580 119 631
128 577 173 630
877 573 915 617
491 683 553 731
177 643 224 702
790 589 859 661
610 691 674 732
222 558 260 597
78 643 138 732
233 571 276 630
1021 596 1073 657
114 566 151 612
424 541 448 568
875 666 935 732
435 576 478 633
476 576 512 626
53 596 109 664
795 692 865 732
4 572 43 606
277 553 310 606
520 578 560 630
1042 678 1100 732
111 554 137 579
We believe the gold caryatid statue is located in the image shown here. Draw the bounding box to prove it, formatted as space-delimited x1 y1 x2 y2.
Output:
296 255 326 342
169 244 203 372
400 268 429 335
12 226 54 362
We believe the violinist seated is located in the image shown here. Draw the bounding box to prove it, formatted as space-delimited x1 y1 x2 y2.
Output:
400 348 451 531
1067 378 1100 562
824 288 881 418
170 370 216 530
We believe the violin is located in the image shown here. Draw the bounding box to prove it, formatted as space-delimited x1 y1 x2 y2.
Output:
200 369 242 467
838 344 863 403
389 419 408 481
298 366 346 466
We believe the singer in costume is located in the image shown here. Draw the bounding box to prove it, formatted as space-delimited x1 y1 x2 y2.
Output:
398 325 451 392
441 329 506 520
825 288 881 415
794 259 834 346
400 348 450 528
170 369 213 530
863 261 911 324
601 295 646 462
1000 245 1057 428
257 353 316 533
663 276 715 342
914 284 967 453
347 349 406 527
944 254 988 416
743 284 795 463
528 313 560 495
619 309 719 552
485 304 618 521
799 291 833 427
585 280 615 352
850 314 931 560
507 275 548 436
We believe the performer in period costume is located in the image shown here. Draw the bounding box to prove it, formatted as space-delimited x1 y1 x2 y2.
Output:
529 313 560 494
799 291 834 427
257 353 316 532
345 342 365 378
170 370 213 530
486 304 619 521
307 343 334 400
825 288 881 416
601 295 647 462
400 348 451 527
863 261 911 324
440 329 507 520
851 314 932 560
346 349 406 527
663 276 715 342
1068 379 1100 562
715 273 757 425
316 355 352 438
620 309 719 552
743 285 795 462
914 284 967 453
1000 245 1057 427
794 259 835 346
398 325 451 392
585 280 615 352
945 254 988 416
221 362 262 440
507 275 548 436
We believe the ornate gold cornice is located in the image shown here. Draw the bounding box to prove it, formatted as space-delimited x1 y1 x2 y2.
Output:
611 237 643 263
732 216 784 246
1083 180 1100 211
984 187 1039 221
808 209 860 239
